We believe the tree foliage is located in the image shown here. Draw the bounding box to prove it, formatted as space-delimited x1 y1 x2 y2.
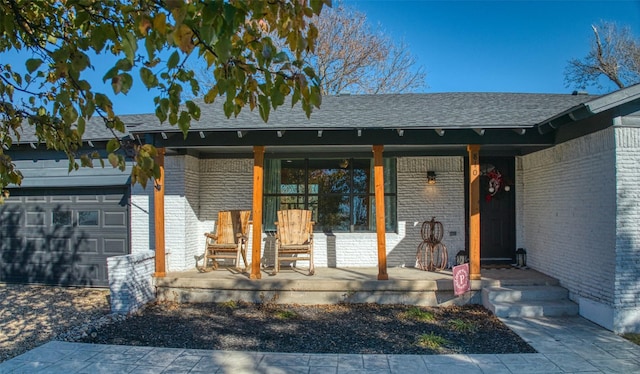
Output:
565 21 640 91
309 3 426 95
0 0 329 201
193 2 426 96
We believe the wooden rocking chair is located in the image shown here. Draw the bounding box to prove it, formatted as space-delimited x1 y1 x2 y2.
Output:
274 209 315 275
201 210 250 271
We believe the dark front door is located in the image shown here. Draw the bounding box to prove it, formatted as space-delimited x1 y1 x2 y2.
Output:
479 157 515 263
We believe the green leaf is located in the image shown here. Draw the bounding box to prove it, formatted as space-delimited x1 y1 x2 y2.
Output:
271 89 285 108
178 111 190 136
77 117 86 136
167 51 180 69
140 67 158 89
310 0 324 14
204 87 218 103
186 100 201 120
102 66 119 82
115 58 133 71
258 95 270 122
122 31 138 64
119 73 133 94
168 111 178 125
106 138 120 153
108 153 119 168
25 58 42 74
91 25 108 52
62 106 78 125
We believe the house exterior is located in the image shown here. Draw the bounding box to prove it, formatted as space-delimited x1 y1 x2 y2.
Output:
2 85 639 333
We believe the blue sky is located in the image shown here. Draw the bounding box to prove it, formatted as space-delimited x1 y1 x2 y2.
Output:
4 1 640 115
345 0 640 95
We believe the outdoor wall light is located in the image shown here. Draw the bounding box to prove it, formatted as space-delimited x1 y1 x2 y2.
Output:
427 171 437 184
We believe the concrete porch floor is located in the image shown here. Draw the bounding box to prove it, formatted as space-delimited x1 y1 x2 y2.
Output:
155 266 560 306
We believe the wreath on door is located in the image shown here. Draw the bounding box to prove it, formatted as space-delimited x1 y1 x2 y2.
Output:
481 164 510 202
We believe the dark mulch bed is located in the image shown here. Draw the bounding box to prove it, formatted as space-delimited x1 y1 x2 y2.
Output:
79 301 536 355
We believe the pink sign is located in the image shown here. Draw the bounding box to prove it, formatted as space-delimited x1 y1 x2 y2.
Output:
453 263 470 296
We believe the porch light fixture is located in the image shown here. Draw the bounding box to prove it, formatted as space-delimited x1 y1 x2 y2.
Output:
456 250 469 265
427 171 437 185
161 132 168 139
515 248 527 268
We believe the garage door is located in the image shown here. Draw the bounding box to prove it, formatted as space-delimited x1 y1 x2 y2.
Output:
0 187 129 287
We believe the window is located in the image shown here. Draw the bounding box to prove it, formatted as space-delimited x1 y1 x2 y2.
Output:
78 210 99 226
52 211 72 226
264 158 396 232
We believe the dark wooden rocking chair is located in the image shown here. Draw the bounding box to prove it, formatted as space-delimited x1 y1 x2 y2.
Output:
201 210 250 271
274 209 315 275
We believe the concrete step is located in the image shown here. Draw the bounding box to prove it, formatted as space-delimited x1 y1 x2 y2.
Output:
485 299 579 318
482 285 579 318
482 285 569 303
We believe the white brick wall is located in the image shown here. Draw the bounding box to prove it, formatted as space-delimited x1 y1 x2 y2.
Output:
107 251 155 314
397 157 466 268
520 127 618 329
613 126 640 333
166 156 467 269
198 158 255 264
130 184 152 254
162 155 202 271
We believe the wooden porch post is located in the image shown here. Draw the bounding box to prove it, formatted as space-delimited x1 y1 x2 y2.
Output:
373 145 388 280
467 145 481 280
250 145 265 280
154 147 166 277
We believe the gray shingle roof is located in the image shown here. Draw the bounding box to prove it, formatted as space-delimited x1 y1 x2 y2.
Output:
12 91 608 143
123 92 598 134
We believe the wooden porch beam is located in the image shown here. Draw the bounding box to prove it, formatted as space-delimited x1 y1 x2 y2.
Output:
373 145 388 280
467 144 481 280
154 147 166 277
250 145 265 279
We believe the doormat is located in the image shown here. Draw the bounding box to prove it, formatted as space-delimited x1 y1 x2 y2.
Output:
481 264 515 269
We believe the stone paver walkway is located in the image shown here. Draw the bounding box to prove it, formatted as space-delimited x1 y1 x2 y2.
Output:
1 316 639 373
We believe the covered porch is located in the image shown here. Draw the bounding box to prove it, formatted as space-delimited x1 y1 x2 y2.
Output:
154 266 560 306
138 94 599 285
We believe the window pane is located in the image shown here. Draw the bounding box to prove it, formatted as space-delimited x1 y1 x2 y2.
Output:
264 157 396 233
280 160 306 194
264 159 281 194
385 195 397 232
308 159 350 194
369 195 398 232
352 195 370 231
52 211 71 226
279 195 305 210
351 159 370 193
78 211 98 226
317 195 349 232
384 158 397 193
